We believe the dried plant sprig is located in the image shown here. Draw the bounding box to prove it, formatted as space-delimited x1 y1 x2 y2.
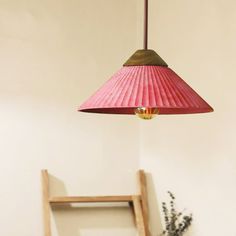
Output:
160 191 193 236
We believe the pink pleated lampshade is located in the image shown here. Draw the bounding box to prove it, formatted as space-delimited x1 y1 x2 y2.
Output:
79 50 213 115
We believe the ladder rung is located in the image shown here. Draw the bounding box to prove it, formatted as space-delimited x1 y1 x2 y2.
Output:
49 195 138 204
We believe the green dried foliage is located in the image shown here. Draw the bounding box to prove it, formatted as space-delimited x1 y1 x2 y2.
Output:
160 191 193 236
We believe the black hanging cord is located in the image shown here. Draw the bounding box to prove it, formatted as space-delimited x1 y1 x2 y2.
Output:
143 0 148 50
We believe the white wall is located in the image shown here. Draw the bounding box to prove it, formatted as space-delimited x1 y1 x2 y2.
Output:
0 1 139 236
0 0 235 236
139 1 236 236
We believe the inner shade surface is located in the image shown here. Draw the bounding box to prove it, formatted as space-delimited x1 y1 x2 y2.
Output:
79 66 213 115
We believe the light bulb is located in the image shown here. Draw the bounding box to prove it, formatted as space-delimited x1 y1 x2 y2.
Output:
135 107 159 120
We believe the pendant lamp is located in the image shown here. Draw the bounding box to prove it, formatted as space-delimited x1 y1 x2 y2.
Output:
79 0 213 120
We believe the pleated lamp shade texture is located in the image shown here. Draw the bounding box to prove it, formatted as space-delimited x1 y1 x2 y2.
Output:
79 65 213 115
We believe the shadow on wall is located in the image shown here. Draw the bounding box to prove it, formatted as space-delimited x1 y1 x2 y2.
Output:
146 172 163 236
48 174 136 236
52 206 135 236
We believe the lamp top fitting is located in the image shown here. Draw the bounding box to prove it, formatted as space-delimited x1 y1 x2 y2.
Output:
123 49 168 67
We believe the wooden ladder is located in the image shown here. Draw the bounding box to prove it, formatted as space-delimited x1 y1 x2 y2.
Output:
41 169 150 236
